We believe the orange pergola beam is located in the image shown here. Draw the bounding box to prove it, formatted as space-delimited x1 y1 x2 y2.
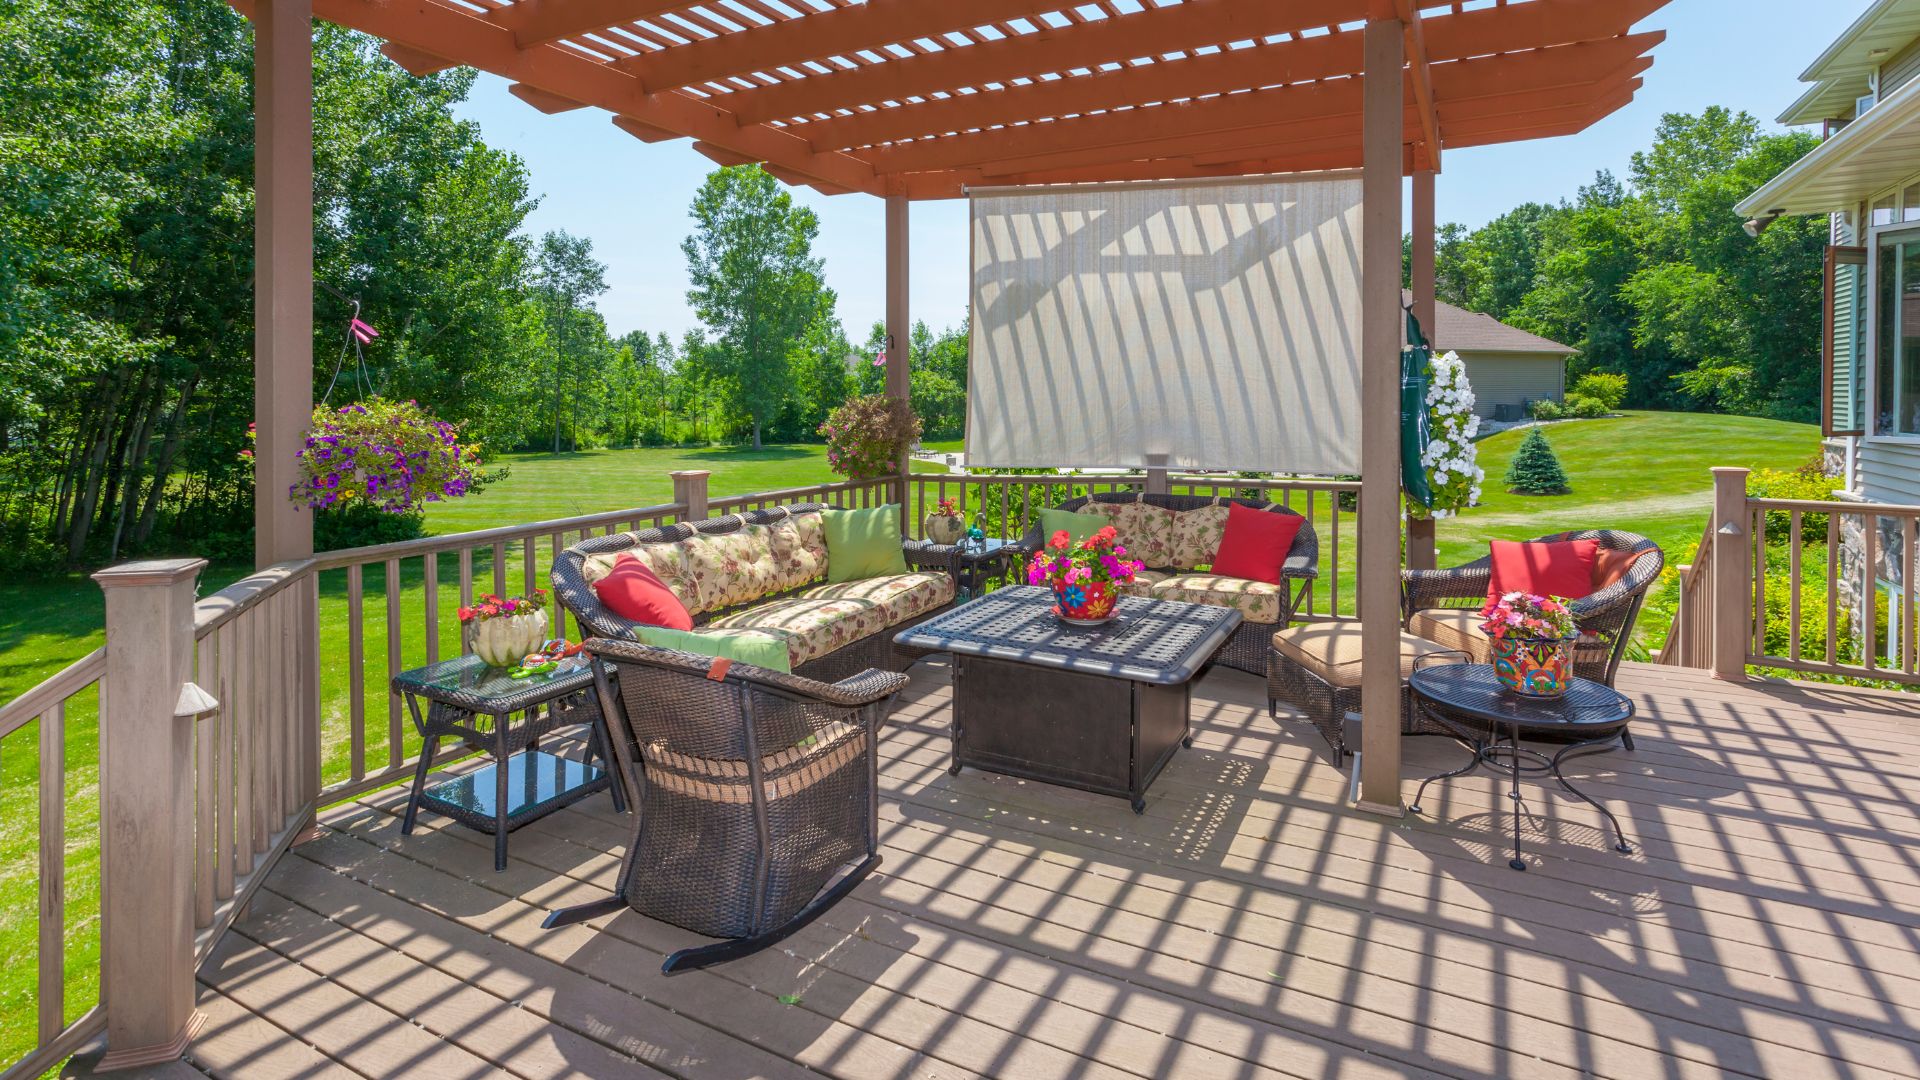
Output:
615 0 1063 92
507 82 588 114
380 41 454 76
861 37 1658 176
488 0 690 49
306 0 882 195
779 0 1660 153
1396 0 1440 172
720 0 1370 126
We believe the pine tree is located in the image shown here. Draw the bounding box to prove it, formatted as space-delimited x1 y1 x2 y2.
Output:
1505 427 1571 495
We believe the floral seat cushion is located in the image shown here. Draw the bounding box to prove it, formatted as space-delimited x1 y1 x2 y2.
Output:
1167 504 1231 570
1116 568 1170 598
1076 501 1176 568
1149 573 1288 624
707 571 954 668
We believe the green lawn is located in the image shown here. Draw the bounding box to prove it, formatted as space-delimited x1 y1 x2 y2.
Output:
0 414 1821 1068
1436 411 1820 565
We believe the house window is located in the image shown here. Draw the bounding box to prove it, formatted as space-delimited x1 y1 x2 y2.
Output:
1875 229 1920 435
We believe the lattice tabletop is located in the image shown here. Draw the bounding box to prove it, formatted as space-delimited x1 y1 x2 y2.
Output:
894 585 1241 686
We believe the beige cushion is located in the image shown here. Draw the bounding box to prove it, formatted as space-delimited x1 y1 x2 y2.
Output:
767 513 829 593
1166 503 1231 570
584 540 703 614
1149 572 1286 624
1272 623 1468 688
1116 568 1170 598
1076 501 1176 567
708 572 954 669
1408 607 1493 663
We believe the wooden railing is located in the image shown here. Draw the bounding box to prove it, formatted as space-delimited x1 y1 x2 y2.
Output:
902 472 1365 619
1658 467 1920 686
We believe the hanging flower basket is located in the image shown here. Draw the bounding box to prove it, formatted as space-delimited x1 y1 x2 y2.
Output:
281 397 484 514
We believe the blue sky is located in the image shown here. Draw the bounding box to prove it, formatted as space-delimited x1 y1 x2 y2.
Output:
450 0 1863 341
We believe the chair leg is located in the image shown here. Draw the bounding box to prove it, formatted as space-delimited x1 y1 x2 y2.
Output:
660 854 882 976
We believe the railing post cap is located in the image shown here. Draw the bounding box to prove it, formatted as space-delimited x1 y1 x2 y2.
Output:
91 558 207 589
669 469 711 479
1711 466 1750 477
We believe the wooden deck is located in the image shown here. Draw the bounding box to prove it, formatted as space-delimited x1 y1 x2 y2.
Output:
168 661 1920 1080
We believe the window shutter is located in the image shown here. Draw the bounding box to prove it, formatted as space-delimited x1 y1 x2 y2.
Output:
1825 244 1867 437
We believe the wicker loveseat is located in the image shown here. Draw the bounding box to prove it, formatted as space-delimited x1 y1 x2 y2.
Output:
1016 491 1318 674
1401 529 1666 687
551 503 955 683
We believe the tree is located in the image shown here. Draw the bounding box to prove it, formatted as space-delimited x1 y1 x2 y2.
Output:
682 165 827 447
1505 428 1571 496
533 230 608 453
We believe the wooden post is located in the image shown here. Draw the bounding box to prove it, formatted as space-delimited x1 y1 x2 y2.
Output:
254 0 314 570
1144 453 1171 496
91 559 209 1070
1356 14 1407 817
885 195 912 515
1405 169 1439 572
671 470 711 522
1712 467 1751 681
253 0 321 810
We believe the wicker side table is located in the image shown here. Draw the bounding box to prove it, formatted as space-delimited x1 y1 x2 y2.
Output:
903 537 1020 600
393 654 626 871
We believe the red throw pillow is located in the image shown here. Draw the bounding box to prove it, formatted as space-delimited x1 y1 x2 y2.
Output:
591 554 694 630
1210 503 1304 585
1590 547 1650 590
1486 539 1599 608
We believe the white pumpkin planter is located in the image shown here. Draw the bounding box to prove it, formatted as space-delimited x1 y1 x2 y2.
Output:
468 610 549 668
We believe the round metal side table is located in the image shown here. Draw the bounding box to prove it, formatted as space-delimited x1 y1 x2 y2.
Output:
1406 664 1635 870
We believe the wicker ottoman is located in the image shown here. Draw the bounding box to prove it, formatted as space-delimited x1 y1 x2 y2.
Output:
1267 623 1466 766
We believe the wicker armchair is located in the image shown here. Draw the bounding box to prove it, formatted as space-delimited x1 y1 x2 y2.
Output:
1013 491 1319 675
542 637 908 974
1401 530 1665 686
550 502 953 684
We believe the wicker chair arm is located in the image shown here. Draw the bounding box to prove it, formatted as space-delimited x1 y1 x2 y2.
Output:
1402 565 1492 616
1282 557 1319 580
584 636 908 707
901 540 958 575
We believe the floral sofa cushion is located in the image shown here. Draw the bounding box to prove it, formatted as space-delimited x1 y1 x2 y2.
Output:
682 524 782 612
583 539 704 613
1116 568 1170 598
1150 573 1287 624
1167 504 1231 570
767 512 829 593
708 571 954 668
1077 501 1176 568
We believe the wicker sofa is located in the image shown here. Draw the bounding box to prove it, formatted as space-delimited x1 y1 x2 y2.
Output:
551 503 956 683
1015 491 1318 674
1401 529 1666 687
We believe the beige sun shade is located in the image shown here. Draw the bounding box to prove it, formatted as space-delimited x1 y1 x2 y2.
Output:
966 174 1364 474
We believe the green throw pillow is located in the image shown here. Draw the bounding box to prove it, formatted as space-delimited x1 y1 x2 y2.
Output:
822 505 909 583
1038 506 1104 546
632 625 792 673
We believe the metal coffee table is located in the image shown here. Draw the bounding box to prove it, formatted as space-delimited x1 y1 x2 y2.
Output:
393 654 626 871
1407 664 1635 870
893 586 1241 813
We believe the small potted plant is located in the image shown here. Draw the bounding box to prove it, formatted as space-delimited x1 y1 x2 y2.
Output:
925 496 966 544
1481 592 1579 697
459 590 552 668
1027 525 1144 626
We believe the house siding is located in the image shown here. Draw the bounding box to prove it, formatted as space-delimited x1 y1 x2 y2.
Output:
1859 440 1920 503
1884 36 1920 98
1458 352 1567 419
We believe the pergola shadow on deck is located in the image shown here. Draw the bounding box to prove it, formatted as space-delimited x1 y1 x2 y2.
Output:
173 661 1920 1080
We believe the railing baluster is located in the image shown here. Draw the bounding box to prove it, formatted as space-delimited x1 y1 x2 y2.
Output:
1864 509 1879 673
1330 491 1343 618
385 558 403 769
548 533 566 640
346 563 365 782
523 536 537 603
1752 507 1767 659
492 539 507 597
423 552 440 666
253 596 273 854
458 547 474 649
38 701 65 1045
1788 510 1803 664
194 635 216 929
232 614 254 871
215 621 235 900
1905 514 1917 675
1826 512 1841 667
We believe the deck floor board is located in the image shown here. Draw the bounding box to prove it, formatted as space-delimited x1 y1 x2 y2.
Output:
189 661 1920 1079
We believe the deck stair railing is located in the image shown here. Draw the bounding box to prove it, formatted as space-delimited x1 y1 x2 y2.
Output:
1659 467 1920 686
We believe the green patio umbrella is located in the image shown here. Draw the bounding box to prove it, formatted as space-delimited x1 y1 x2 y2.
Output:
1401 309 1435 510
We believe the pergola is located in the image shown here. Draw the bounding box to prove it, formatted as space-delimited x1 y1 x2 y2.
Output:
236 0 1666 823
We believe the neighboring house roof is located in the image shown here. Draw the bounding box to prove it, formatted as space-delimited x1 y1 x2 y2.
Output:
1780 0 1920 126
1402 291 1577 356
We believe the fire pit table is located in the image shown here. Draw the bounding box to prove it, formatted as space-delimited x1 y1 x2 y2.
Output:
894 585 1241 813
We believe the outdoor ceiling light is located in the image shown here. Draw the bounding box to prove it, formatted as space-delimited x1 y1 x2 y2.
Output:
1743 213 1782 238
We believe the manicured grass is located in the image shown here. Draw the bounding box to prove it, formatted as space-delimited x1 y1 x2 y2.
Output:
0 414 1821 1067
1436 411 1821 566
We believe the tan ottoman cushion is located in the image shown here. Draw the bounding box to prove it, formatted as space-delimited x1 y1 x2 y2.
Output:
1407 607 1493 663
1272 623 1467 689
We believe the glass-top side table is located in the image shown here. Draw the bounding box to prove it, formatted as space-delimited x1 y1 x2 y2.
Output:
392 653 625 871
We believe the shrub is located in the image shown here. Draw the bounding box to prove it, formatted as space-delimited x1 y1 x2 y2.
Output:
820 394 921 481
1505 427 1571 495
1563 393 1609 419
1571 372 1628 411
1528 399 1565 421
316 503 428 551
1748 459 1839 540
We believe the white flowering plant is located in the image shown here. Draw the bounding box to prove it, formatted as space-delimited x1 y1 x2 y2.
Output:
1410 350 1484 520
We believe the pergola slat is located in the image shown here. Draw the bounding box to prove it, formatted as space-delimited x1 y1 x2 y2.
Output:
487 0 693 49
